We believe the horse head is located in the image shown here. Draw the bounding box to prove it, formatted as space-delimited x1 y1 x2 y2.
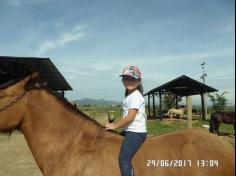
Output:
0 72 41 132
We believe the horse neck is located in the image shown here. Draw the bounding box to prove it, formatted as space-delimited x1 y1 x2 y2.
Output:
20 89 103 174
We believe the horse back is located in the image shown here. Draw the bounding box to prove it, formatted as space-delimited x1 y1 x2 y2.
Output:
211 111 235 124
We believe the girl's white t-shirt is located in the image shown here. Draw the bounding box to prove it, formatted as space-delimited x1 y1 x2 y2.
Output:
122 90 147 133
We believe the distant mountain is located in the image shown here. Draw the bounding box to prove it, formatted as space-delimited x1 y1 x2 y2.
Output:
72 98 121 106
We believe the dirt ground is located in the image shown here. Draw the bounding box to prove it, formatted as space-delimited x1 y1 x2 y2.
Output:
0 132 42 176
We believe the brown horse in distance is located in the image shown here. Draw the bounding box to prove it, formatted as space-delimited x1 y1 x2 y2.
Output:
0 73 235 176
209 112 235 135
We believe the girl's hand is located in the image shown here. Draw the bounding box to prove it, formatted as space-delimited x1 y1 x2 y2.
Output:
105 123 116 130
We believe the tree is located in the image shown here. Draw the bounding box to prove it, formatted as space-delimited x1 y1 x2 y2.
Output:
163 94 182 110
208 91 228 112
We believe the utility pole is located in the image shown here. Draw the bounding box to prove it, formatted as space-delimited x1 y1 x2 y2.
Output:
201 62 207 84
200 61 208 120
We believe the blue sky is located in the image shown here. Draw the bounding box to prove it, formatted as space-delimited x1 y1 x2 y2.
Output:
0 0 235 105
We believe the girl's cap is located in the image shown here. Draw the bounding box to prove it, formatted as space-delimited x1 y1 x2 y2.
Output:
119 65 141 79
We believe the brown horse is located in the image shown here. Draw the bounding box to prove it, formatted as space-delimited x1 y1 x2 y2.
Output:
209 112 235 135
0 73 235 176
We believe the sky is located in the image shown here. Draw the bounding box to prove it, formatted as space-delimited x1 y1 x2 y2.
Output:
0 0 235 106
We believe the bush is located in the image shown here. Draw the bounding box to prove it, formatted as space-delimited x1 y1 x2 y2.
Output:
208 92 228 113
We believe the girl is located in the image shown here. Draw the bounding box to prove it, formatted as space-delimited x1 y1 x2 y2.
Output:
105 65 147 176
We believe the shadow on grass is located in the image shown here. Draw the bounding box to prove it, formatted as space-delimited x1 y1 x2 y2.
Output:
217 131 235 137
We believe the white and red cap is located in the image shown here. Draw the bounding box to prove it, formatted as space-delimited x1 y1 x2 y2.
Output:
119 65 142 79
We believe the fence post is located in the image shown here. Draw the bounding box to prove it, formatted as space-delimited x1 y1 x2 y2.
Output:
186 96 193 129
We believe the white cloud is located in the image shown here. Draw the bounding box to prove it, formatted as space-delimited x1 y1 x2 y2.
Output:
8 0 46 6
8 0 20 6
131 49 235 66
37 25 87 55
55 48 233 73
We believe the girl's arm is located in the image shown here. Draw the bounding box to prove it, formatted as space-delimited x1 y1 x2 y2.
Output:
105 109 138 130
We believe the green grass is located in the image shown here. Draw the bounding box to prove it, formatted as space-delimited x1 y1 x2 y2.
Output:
219 123 235 131
147 119 234 136
147 120 187 135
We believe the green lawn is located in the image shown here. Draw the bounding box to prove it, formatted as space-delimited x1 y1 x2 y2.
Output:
147 119 235 136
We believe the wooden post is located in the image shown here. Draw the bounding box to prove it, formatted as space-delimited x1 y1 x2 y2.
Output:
148 94 151 119
159 92 163 121
200 94 206 120
153 93 156 118
61 91 65 97
186 96 193 129
204 93 208 120
175 95 179 109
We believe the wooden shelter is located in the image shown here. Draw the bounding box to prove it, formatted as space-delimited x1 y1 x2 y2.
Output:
0 56 72 97
144 75 217 120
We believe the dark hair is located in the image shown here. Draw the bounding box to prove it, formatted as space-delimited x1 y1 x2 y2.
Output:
125 79 144 97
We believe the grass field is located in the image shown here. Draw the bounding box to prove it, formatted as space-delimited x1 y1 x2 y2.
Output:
0 105 234 175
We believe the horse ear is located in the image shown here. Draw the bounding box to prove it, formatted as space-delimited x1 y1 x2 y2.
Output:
24 72 41 90
30 72 40 80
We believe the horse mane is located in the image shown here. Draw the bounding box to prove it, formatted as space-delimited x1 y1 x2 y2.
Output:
42 87 121 136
